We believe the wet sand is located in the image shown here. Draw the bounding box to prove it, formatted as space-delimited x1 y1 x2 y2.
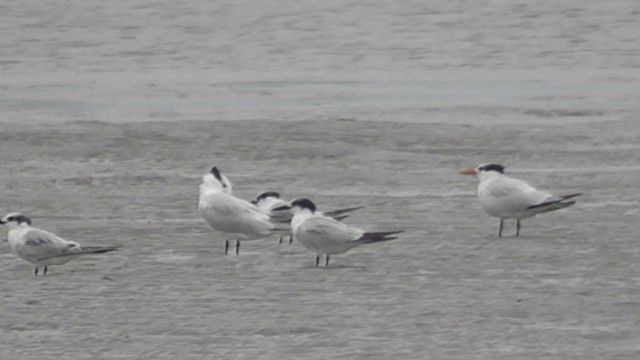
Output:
2 0 640 357
0 119 638 359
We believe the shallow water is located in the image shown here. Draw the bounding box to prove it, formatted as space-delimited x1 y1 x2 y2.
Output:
1 0 639 124
1 1 640 359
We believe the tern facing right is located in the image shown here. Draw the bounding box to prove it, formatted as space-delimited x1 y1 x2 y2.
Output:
459 163 581 237
0 212 120 276
276 198 402 267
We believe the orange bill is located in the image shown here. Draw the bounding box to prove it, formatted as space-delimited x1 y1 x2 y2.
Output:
459 168 477 175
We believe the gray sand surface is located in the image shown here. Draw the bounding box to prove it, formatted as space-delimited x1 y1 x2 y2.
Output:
2 0 640 358
0 119 638 359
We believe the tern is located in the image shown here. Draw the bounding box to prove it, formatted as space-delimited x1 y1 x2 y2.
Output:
459 163 581 237
275 198 402 266
252 191 364 244
198 166 287 255
0 213 120 276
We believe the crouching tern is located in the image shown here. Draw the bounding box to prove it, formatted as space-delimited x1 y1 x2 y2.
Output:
274 198 402 267
252 191 363 244
198 166 288 255
459 163 581 237
0 213 120 276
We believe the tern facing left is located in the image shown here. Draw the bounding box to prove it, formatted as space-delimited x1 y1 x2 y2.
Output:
0 213 120 276
276 198 403 267
459 163 581 237
252 191 364 245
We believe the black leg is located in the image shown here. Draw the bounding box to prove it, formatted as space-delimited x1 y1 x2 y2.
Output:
278 236 283 245
315 255 320 267
34 267 38 276
224 240 229 255
235 240 240 255
498 218 504 237
325 254 330 267
516 220 521 237
43 266 48 276
288 235 293 245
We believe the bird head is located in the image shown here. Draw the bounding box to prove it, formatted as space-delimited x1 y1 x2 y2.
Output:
200 166 233 194
459 163 505 180
0 212 32 228
252 191 281 205
287 198 317 214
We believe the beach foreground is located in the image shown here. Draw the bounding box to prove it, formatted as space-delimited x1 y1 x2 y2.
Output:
0 119 638 359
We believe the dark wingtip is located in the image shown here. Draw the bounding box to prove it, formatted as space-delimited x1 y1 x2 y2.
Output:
92 245 122 254
324 205 365 219
381 230 404 238
561 193 582 200
358 230 404 244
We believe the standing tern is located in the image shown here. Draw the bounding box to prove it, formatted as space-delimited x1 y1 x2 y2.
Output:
274 198 402 267
459 163 582 237
198 166 287 255
252 191 364 245
0 212 120 276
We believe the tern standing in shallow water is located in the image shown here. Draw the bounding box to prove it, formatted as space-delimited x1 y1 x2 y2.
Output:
275 198 402 267
198 166 287 255
0 213 120 276
459 163 581 237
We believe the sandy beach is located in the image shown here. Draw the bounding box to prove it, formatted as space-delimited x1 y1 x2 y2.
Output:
2 0 640 358
0 118 638 359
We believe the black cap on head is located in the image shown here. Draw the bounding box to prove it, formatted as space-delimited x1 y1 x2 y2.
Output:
210 166 222 182
478 163 505 174
255 191 281 202
290 198 316 213
1 213 32 226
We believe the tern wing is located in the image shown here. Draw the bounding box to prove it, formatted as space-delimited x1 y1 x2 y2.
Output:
296 216 364 254
200 193 284 238
479 176 552 217
16 228 82 262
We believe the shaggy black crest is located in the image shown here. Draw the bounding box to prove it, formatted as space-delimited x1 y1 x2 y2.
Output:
290 198 317 213
6 214 32 226
210 166 222 181
478 163 505 174
255 191 281 202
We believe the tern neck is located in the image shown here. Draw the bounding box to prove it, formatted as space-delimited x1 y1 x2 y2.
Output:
477 171 503 182
290 209 314 234
4 222 29 231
